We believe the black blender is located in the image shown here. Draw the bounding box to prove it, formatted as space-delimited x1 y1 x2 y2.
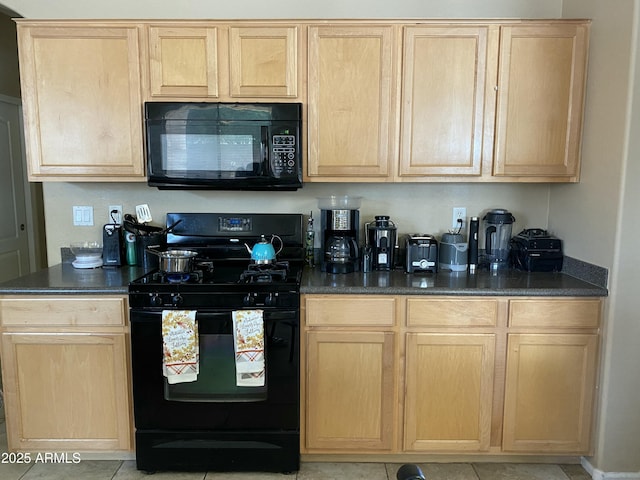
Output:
482 208 515 271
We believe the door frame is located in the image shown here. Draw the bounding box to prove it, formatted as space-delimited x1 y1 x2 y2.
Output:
0 93 46 276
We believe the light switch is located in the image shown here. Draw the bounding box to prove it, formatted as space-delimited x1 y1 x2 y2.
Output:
73 206 94 226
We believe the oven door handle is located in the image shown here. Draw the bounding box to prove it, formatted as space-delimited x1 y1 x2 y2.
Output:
130 309 299 322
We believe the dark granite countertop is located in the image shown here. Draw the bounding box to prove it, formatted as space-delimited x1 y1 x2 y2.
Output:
301 267 608 297
0 263 608 298
0 264 146 295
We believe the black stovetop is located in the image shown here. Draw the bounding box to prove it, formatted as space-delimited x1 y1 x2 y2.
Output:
128 213 304 309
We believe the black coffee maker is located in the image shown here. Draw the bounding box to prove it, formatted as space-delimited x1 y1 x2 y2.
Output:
321 207 360 274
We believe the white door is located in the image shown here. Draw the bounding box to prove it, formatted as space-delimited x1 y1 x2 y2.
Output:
0 95 30 282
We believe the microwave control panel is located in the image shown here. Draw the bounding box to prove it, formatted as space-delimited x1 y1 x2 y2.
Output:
271 134 298 177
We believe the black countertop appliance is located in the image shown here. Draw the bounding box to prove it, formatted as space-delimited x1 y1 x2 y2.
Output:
510 228 564 272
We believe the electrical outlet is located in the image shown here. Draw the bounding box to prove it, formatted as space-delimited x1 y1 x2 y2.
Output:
452 207 466 230
108 205 123 225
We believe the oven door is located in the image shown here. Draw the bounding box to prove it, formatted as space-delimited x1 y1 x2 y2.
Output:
130 308 299 431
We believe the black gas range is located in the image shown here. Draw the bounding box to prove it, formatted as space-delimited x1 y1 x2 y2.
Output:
128 213 303 474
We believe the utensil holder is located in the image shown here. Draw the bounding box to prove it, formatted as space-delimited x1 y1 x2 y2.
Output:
136 233 165 271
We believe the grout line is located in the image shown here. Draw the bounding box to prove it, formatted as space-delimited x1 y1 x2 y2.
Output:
110 460 124 480
470 463 482 480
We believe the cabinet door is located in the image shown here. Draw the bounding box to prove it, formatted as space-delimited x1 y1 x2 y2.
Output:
503 333 598 453
493 24 589 179
305 330 395 451
400 26 493 177
148 26 219 98
307 26 396 179
17 25 145 180
404 333 495 451
0 332 132 451
228 26 298 97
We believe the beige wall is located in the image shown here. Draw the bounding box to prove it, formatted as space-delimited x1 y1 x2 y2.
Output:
558 0 640 475
2 0 560 19
42 182 550 264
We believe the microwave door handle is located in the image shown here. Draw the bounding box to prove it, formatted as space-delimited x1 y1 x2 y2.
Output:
260 126 270 176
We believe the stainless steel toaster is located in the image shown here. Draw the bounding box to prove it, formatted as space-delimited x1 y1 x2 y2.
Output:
405 234 438 273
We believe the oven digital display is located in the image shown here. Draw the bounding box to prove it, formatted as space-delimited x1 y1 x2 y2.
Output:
218 216 252 232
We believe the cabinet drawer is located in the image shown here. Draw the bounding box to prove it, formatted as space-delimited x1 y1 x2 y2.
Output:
509 299 601 328
406 298 498 327
0 297 127 327
305 295 396 327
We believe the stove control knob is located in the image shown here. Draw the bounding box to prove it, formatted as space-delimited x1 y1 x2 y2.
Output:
171 293 184 307
150 294 163 307
243 294 255 307
265 293 278 306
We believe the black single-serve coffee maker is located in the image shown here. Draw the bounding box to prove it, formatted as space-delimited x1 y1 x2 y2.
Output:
319 196 361 274
366 215 397 270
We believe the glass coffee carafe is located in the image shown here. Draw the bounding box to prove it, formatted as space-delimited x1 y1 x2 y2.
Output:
325 235 359 269
483 209 515 270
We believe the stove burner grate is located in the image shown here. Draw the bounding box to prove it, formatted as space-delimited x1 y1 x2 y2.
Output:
240 261 290 283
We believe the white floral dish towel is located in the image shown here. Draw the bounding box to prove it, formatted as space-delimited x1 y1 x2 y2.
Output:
232 309 265 387
162 310 199 384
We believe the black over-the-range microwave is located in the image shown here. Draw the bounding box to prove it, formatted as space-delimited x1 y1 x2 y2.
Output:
144 102 303 190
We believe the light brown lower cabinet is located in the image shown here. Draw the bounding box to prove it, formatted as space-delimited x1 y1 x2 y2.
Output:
404 333 495 452
502 333 598 453
302 294 602 456
0 296 133 452
305 330 395 451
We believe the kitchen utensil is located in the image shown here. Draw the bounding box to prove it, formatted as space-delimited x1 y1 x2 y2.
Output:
124 214 163 236
483 209 515 271
366 215 397 271
162 219 183 235
136 204 153 223
439 233 468 272
146 247 198 273
70 241 103 269
244 235 283 264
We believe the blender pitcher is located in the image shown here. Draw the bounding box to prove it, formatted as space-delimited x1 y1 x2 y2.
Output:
483 209 515 270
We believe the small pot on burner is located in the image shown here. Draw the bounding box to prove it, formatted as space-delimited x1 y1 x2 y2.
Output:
146 247 198 273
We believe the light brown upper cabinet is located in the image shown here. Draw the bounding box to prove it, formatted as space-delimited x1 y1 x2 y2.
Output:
399 25 496 177
307 21 589 183
146 24 300 100
493 23 589 179
306 25 397 179
147 26 219 98
228 26 298 97
17 23 145 181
